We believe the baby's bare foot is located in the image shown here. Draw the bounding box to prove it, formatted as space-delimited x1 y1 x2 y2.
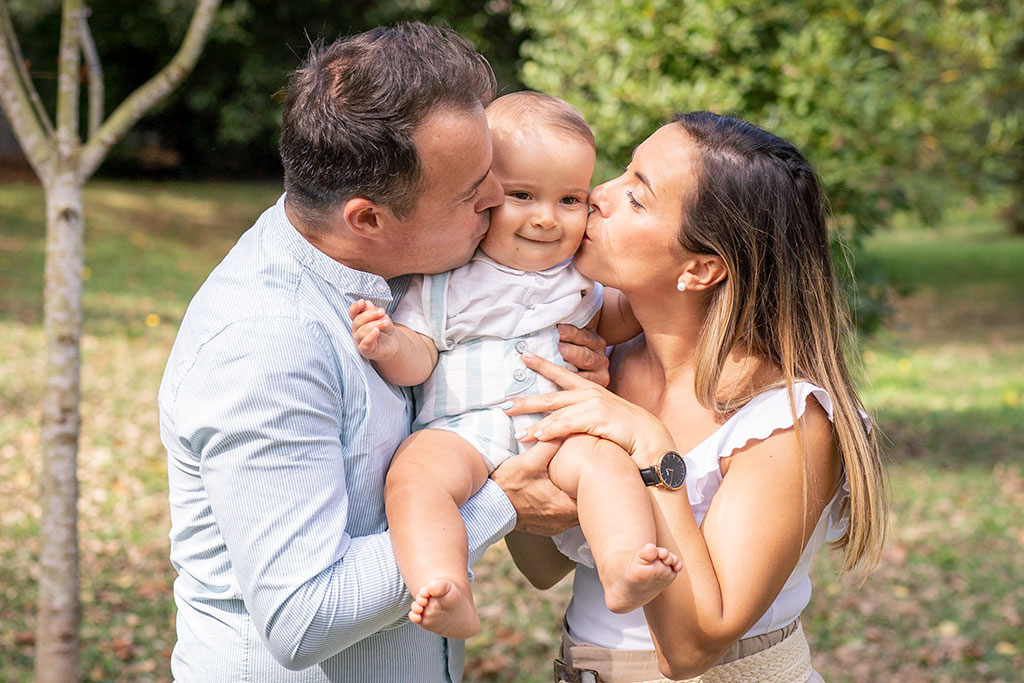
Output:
408 577 480 639
603 543 682 614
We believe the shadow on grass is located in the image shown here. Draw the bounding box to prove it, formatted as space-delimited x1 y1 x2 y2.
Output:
878 406 1023 467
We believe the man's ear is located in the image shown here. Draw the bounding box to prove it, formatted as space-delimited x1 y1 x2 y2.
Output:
342 198 387 239
678 254 728 291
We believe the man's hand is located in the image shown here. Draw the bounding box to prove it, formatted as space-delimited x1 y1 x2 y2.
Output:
490 439 578 535
349 299 401 362
557 324 610 387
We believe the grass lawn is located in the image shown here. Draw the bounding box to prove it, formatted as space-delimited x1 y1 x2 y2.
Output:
1 182 1021 681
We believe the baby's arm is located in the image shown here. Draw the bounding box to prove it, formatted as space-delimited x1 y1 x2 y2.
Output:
592 287 641 345
348 299 438 386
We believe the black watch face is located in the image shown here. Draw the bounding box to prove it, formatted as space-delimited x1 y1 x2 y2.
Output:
658 452 687 489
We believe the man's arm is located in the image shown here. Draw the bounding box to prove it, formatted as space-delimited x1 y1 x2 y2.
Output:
171 318 514 670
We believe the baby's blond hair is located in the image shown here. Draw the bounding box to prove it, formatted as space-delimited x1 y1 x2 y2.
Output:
485 91 594 150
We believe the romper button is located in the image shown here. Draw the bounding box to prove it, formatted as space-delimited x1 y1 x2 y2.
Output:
515 341 528 353
513 369 528 382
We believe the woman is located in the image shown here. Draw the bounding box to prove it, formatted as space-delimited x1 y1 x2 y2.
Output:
502 112 887 682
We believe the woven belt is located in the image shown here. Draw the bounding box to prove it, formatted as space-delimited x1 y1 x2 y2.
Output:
555 620 812 683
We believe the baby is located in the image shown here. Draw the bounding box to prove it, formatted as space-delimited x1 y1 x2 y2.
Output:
349 92 681 639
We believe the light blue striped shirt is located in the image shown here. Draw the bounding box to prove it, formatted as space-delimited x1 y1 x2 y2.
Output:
159 194 516 682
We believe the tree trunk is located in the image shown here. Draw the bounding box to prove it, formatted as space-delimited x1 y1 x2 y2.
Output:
35 170 84 683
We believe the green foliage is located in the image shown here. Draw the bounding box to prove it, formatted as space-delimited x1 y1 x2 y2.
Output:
7 0 524 177
513 0 1023 330
514 0 1017 229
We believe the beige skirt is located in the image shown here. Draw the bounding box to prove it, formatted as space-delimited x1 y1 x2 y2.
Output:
554 619 824 683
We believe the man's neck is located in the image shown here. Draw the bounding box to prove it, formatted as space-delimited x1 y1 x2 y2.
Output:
284 196 391 278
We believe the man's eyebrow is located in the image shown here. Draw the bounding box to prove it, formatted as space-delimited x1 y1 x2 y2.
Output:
634 170 655 197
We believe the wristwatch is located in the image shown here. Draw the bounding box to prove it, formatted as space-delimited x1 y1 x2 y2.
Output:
639 451 687 490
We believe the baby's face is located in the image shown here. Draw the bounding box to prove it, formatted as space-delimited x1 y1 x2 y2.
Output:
479 129 595 272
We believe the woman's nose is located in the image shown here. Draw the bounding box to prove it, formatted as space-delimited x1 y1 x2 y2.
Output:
589 182 609 215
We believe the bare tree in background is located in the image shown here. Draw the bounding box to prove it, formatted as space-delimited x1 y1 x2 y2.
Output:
0 0 222 679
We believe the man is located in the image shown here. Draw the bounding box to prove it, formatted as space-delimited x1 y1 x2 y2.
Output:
159 23 607 682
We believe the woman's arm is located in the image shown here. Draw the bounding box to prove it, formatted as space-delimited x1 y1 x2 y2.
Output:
593 287 642 346
505 531 575 590
641 404 837 677
504 354 840 679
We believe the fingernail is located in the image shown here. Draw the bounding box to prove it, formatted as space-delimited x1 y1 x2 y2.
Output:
514 430 527 440
533 430 544 440
522 350 535 359
500 401 514 411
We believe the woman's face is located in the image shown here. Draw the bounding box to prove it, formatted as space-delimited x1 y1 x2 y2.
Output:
575 124 698 292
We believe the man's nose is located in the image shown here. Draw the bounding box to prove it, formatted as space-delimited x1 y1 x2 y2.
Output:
476 171 504 212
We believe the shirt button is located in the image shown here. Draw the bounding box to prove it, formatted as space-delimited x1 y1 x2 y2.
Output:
513 369 528 382
515 341 528 354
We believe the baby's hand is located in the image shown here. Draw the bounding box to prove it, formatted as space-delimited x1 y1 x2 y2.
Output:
348 299 400 361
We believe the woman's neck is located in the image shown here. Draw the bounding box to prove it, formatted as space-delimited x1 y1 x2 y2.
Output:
625 290 778 400
626 293 705 383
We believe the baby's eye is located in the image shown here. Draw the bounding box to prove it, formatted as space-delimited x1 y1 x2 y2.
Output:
560 196 581 206
509 191 531 201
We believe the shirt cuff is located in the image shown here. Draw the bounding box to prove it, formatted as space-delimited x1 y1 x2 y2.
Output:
462 479 517 567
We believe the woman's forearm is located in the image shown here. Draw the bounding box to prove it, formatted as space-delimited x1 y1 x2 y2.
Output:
643 489 736 679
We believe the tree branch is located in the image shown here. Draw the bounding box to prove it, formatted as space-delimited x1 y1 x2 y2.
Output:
79 7 102 139
55 0 83 168
78 0 222 179
0 0 55 179
0 0 55 138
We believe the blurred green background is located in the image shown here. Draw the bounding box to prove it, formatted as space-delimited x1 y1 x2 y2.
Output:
1 0 1021 681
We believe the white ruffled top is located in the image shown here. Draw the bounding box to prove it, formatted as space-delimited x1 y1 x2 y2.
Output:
557 382 868 650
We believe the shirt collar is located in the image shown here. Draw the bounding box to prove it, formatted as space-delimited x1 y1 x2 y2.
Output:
469 249 575 276
267 193 396 305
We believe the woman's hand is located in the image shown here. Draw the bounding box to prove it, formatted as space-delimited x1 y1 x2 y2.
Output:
502 352 675 467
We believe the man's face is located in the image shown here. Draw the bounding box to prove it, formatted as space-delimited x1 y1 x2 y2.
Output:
384 105 503 276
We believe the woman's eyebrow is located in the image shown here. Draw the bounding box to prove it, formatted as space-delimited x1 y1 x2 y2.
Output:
634 170 655 197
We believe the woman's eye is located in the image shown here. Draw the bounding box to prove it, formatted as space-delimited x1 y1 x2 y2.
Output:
510 191 531 200
626 191 644 210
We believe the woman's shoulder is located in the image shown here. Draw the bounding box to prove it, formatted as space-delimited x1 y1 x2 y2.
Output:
686 382 838 507
695 382 835 462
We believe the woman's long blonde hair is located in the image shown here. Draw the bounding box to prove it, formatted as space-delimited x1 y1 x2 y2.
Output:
672 112 887 574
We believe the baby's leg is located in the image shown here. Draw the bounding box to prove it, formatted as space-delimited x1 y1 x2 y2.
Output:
385 428 490 639
548 434 682 613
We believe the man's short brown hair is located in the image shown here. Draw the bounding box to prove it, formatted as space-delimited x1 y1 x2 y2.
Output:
280 23 496 224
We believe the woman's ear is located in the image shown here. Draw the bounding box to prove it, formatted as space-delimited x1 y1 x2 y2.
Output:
342 198 386 239
678 254 727 291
